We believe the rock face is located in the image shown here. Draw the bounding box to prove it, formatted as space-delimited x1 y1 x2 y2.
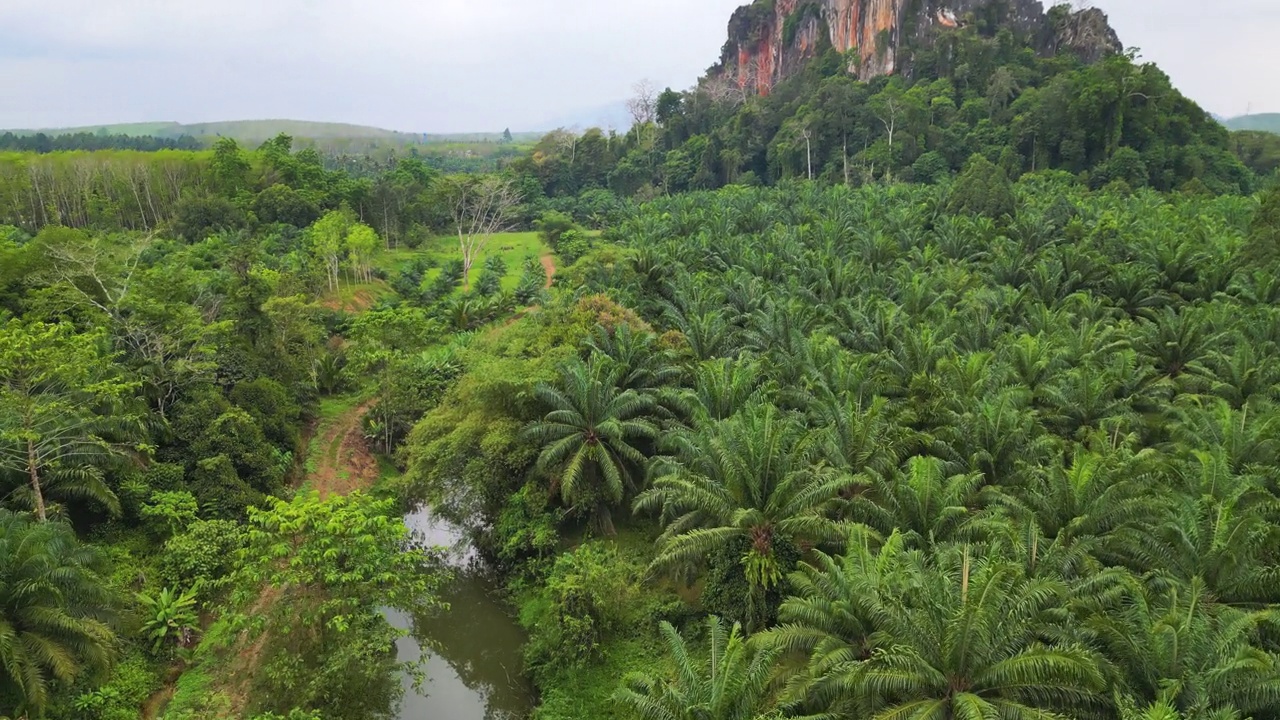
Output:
718 0 1122 94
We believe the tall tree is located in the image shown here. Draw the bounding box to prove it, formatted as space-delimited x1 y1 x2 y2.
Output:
0 320 139 521
441 175 521 290
309 210 350 292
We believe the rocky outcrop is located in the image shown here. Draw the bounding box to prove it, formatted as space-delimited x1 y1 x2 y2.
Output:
717 0 1122 94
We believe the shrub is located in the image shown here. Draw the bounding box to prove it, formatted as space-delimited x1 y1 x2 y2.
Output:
557 229 592 265
160 519 248 599
519 543 640 676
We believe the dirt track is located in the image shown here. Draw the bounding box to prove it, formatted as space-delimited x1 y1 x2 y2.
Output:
541 254 556 288
309 400 379 498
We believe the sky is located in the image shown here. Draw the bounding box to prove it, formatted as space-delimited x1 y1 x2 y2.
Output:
0 0 1274 133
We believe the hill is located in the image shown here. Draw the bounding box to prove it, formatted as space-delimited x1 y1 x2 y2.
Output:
1224 114 1280 134
2 119 548 145
515 0 1249 199
716 0 1121 93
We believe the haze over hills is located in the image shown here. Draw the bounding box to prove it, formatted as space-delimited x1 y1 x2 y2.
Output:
1223 114 1280 134
3 119 545 144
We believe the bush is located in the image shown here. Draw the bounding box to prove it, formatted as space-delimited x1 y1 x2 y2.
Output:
701 534 801 630
557 229 592 265
139 490 199 539
63 652 160 720
519 543 640 676
534 210 579 250
160 518 248 599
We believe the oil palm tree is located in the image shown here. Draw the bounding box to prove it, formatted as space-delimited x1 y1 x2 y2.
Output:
614 616 781 720
523 357 657 535
847 456 990 548
0 511 116 715
991 440 1164 577
1123 450 1280 608
1080 575 1280 718
635 403 851 591
847 550 1108 719
768 542 1108 719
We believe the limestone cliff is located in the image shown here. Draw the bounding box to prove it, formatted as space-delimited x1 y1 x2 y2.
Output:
718 0 1122 94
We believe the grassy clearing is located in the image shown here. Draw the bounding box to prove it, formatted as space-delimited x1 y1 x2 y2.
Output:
376 232 551 293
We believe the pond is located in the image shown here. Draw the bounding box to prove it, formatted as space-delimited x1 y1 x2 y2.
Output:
388 507 536 720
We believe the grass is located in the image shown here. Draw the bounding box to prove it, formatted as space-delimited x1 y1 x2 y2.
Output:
303 394 366 480
376 231 552 293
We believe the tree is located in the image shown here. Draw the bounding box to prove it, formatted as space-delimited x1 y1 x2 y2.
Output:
309 210 350 292
949 153 1017 219
1245 185 1280 266
614 616 781 720
635 404 852 593
345 223 379 284
441 175 521 290
627 79 659 127
0 510 116 715
224 493 447 719
523 357 658 535
1081 576 1280 718
0 320 139 521
784 543 1108 718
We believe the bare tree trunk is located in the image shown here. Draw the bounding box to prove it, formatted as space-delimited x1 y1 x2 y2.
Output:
459 228 472 291
27 440 45 522
843 134 850 186
802 128 813 180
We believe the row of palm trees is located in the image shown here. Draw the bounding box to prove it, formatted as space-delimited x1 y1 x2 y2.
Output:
523 181 1280 718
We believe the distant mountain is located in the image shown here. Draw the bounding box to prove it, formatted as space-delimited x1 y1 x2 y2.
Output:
3 119 553 146
1223 114 1280 134
530 102 632 133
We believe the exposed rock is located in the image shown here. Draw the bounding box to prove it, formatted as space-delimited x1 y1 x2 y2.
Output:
715 0 1123 94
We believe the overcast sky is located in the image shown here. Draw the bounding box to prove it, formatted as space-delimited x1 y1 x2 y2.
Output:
0 0 1273 133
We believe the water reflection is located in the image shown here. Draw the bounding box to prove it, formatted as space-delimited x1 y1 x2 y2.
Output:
390 508 535 720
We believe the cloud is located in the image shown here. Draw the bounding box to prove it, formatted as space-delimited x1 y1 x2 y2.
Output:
0 0 1273 132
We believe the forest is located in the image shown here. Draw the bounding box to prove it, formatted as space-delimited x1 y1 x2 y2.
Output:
4 4 1280 720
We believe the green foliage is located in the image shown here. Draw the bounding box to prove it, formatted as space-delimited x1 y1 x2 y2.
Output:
137 586 199 654
524 356 658 535
139 490 199 538
520 543 643 675
0 319 141 521
218 492 447 719
1246 184 1280 265
615 616 781 720
636 403 850 602
948 153 1017 219
159 518 247 599
514 255 549 304
557 228 592 265
534 209 580 250
0 511 117 716
65 651 160 720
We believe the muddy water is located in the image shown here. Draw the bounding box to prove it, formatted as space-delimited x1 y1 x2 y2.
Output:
390 508 536 720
